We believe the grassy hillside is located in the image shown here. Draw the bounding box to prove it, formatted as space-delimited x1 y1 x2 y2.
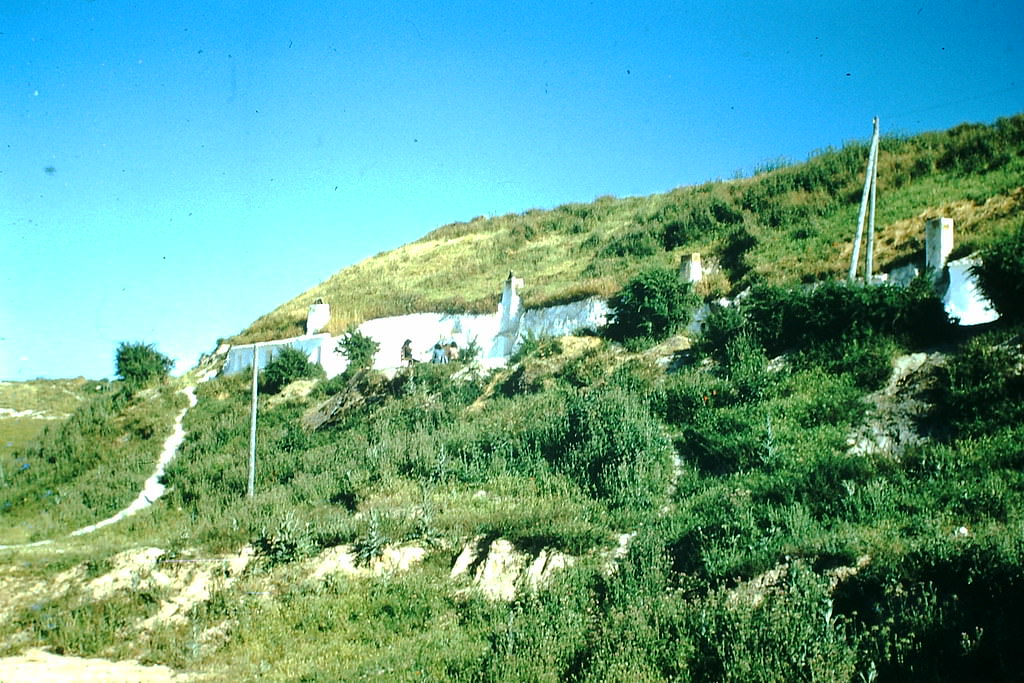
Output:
234 114 1024 344
0 378 109 453
1 114 1023 681
0 380 186 544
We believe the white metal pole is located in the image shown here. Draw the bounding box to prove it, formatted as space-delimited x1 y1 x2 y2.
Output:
248 345 258 498
849 117 880 282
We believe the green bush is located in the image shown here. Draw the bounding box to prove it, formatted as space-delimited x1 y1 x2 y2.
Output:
662 196 744 251
254 510 319 564
114 341 173 390
606 267 700 343
696 302 746 361
335 326 380 372
719 225 758 283
795 333 898 391
933 332 1024 440
260 346 325 394
936 118 1022 175
600 229 661 258
547 388 674 516
834 535 1024 681
971 223 1024 323
709 280 952 360
719 332 775 403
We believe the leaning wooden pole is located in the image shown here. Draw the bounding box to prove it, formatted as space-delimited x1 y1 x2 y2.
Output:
248 345 259 498
849 117 880 282
865 124 880 282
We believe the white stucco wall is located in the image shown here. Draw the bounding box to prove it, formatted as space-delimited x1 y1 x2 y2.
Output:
221 297 611 379
222 334 335 376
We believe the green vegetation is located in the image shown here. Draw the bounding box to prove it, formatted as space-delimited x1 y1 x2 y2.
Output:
115 341 174 391
2 113 1023 680
335 326 380 374
259 347 325 394
605 267 700 347
0 382 185 542
971 221 1024 323
0 377 107 452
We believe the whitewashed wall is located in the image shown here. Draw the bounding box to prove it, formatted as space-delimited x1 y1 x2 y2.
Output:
222 297 610 379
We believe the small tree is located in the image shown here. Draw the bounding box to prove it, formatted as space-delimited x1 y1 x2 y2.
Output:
260 347 325 394
115 341 173 389
606 268 700 344
972 224 1024 324
336 327 380 373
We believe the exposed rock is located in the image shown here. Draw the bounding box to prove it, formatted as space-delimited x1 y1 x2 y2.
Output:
308 544 426 580
847 352 946 457
139 546 253 630
80 545 253 630
727 555 870 608
450 536 574 600
86 547 168 600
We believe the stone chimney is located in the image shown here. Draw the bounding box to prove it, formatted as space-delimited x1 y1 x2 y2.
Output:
679 253 702 284
495 272 525 357
306 298 330 335
925 217 954 274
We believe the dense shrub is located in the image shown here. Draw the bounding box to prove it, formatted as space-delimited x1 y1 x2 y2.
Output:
606 267 700 343
680 403 774 475
696 302 746 361
795 333 899 391
600 229 660 258
260 347 325 394
936 117 1023 175
662 196 744 250
834 535 1024 681
933 332 1024 440
719 332 775 403
546 388 674 516
719 226 758 283
335 326 380 372
114 341 173 390
705 279 952 360
971 223 1024 323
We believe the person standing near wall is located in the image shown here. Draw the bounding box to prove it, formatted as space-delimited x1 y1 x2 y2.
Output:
401 339 414 365
430 343 448 364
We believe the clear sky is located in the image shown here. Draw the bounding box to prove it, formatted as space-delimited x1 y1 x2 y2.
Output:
3 0 1022 381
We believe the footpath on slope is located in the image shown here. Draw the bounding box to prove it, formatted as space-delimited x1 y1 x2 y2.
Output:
1 370 214 548
0 374 216 681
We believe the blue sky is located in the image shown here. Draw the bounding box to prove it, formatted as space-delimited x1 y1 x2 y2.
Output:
2 0 1022 381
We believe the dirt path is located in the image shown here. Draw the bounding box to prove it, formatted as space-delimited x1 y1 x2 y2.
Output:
1 376 209 551
70 385 197 537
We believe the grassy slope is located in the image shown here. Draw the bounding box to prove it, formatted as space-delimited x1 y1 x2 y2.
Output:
0 378 108 453
0 381 186 544
2 114 1023 681
233 114 1024 344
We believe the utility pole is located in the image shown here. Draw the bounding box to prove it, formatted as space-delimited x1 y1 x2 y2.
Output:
865 131 879 282
248 344 259 498
849 117 880 282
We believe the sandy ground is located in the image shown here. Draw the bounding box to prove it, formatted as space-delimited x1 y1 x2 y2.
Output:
0 648 191 682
